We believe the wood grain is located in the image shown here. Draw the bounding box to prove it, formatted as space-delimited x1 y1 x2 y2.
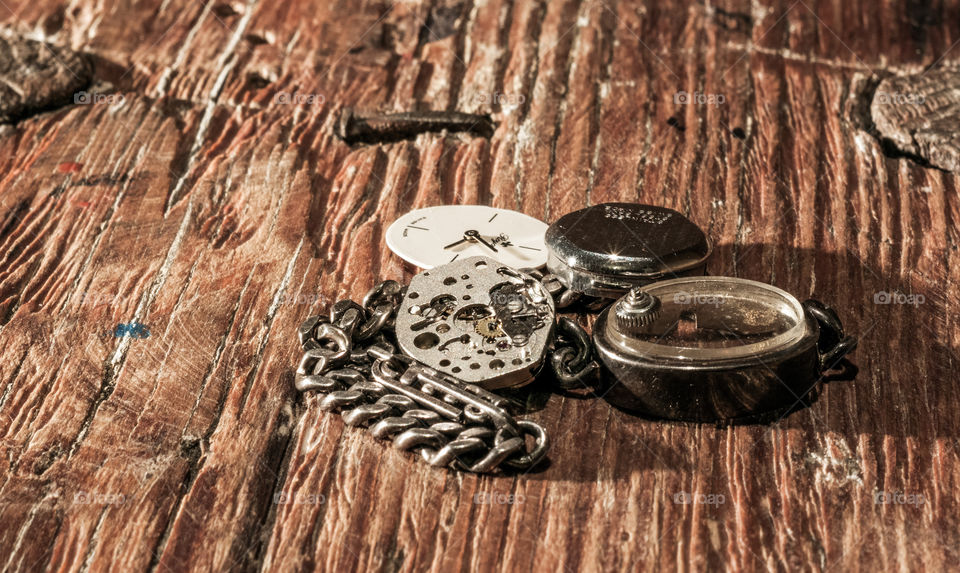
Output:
1 0 959 571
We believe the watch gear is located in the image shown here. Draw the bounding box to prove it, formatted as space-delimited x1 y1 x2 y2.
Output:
475 316 505 339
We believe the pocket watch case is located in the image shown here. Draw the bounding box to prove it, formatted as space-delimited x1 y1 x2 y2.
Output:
544 203 711 298
592 277 857 424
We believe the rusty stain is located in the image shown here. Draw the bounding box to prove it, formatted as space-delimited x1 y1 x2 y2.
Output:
58 162 84 173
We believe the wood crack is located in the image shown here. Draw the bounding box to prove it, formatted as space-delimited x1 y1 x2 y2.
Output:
0 197 30 246
77 506 110 573
249 404 300 573
0 347 26 415
54 114 145 316
164 0 260 215
0 496 44 572
146 250 261 571
152 2 215 96
145 436 203 573
237 237 304 413
180 264 251 436
66 199 194 460
544 0 585 220
511 0 548 211
585 0 617 207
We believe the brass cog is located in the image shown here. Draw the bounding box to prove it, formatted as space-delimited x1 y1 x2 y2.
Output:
475 316 504 339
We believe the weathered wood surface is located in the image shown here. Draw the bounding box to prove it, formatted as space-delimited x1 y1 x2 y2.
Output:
872 66 960 172
1 0 959 571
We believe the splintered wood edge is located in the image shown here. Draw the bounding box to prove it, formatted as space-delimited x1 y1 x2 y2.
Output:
0 29 93 123
870 66 960 172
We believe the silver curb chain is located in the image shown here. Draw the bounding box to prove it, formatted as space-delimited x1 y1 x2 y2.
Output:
294 276 598 474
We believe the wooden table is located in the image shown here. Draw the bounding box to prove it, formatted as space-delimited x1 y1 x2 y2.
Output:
1 0 958 571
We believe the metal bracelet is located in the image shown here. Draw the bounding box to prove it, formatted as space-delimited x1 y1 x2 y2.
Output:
294 281 549 474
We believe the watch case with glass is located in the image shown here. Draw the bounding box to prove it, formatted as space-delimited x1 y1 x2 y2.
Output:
592 276 857 424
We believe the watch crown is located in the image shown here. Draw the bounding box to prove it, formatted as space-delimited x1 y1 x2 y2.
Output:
614 288 662 332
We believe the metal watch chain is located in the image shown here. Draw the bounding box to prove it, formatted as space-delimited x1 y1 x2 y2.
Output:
294 275 598 474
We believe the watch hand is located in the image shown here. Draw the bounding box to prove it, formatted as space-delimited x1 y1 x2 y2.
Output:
443 237 469 250
476 236 498 253
456 229 500 253
464 230 499 253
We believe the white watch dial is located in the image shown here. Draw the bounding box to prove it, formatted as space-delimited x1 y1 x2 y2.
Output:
386 205 549 269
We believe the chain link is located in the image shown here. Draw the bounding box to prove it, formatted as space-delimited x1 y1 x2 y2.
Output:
295 274 600 472
527 271 602 390
295 281 549 474
530 271 581 309
549 317 601 390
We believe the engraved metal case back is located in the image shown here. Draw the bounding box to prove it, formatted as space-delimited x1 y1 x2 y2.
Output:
545 203 711 297
395 256 555 389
